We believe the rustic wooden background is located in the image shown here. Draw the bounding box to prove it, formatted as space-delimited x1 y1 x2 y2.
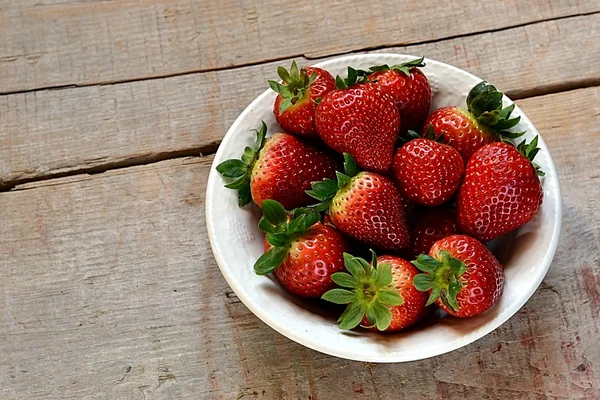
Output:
1 1 599 399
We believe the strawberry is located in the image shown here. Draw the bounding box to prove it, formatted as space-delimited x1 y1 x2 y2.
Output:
254 200 348 297
308 154 410 251
457 137 544 242
423 81 525 163
392 133 464 206
409 207 458 259
322 251 427 331
365 57 432 134
216 122 338 208
315 67 400 172
412 234 504 317
269 61 336 138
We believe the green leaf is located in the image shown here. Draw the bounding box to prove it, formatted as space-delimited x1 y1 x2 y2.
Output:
426 286 442 306
254 121 268 150
347 67 358 86
411 254 441 274
336 171 351 189
261 199 288 225
277 65 291 83
373 262 393 288
500 130 526 139
224 175 250 190
343 153 359 177
377 289 404 306
498 103 515 119
338 302 366 330
287 211 319 234
466 81 494 109
258 217 276 234
331 272 358 288
290 60 299 79
237 185 252 207
413 274 434 291
268 80 280 92
343 253 366 281
266 232 289 247
399 56 425 68
365 305 378 326
369 64 390 72
279 98 294 114
470 92 503 117
216 159 248 178
322 288 357 305
306 178 338 201
336 75 347 89
241 146 256 165
254 247 288 275
492 116 521 130
445 276 461 312
447 256 467 277
309 201 331 213
371 301 392 331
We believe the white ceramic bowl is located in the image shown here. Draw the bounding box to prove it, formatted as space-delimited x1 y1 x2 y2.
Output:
205 54 562 363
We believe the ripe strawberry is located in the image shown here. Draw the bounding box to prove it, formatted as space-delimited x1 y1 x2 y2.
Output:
423 81 525 163
216 122 337 208
269 61 335 138
457 137 544 242
365 57 432 133
392 134 464 206
308 154 410 251
409 207 458 259
412 234 504 317
322 251 427 331
315 67 400 172
254 200 348 297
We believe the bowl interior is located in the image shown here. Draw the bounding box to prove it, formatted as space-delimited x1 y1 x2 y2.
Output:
205 54 561 362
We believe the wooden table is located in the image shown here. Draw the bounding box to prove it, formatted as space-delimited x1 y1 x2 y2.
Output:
1 1 599 399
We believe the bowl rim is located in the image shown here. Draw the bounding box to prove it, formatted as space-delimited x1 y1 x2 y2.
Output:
205 53 562 362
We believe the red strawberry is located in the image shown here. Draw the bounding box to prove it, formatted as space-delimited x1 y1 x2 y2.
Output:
322 251 427 331
392 135 464 206
366 57 432 133
216 122 338 208
255 200 348 297
457 137 544 242
423 81 525 162
270 61 336 138
409 207 458 259
315 67 400 172
412 234 504 317
308 154 410 251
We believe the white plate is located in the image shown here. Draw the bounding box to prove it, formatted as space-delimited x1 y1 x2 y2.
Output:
205 54 562 363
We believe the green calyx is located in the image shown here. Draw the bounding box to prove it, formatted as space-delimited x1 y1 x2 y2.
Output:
335 66 369 89
306 153 359 212
400 125 444 145
254 199 321 275
363 56 426 77
322 250 404 331
466 81 525 140
268 61 318 114
216 121 267 207
411 251 467 313
516 135 545 176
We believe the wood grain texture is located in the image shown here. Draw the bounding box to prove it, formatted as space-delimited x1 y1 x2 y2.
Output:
1 0 598 93
2 13 600 188
1 87 599 399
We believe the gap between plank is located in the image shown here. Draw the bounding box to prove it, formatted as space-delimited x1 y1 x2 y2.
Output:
0 142 219 192
1 10 599 96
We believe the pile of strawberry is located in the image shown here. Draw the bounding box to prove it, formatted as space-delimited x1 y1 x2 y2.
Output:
217 58 544 332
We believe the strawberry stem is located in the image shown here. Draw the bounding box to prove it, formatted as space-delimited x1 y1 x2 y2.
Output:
322 250 404 331
268 61 317 114
412 251 467 312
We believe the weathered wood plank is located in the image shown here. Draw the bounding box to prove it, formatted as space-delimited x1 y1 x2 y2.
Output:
0 0 598 93
1 87 599 399
2 13 600 188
